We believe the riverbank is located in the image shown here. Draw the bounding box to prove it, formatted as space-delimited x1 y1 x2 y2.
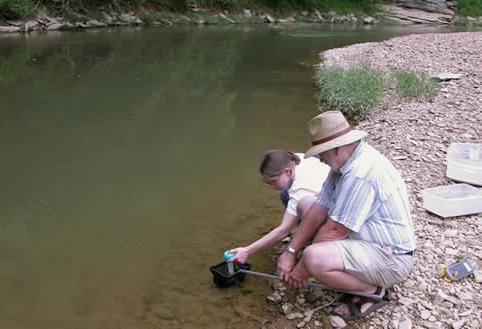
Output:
264 31 482 329
0 8 381 34
1 2 482 34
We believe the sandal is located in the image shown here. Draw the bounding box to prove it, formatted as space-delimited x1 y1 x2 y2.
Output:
334 287 391 321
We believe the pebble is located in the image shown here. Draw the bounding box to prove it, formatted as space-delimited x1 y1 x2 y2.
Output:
452 319 466 329
281 303 294 315
286 312 304 320
330 315 347 328
267 292 282 304
421 310 431 320
398 318 412 329
473 270 482 283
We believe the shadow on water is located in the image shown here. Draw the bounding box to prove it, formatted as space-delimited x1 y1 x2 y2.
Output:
0 23 473 329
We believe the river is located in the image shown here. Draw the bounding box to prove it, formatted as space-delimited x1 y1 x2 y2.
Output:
0 23 470 329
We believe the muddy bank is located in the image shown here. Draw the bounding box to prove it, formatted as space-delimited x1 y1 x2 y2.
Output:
263 32 481 329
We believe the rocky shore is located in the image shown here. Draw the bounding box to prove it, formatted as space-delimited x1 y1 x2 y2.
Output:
263 32 482 329
0 8 381 34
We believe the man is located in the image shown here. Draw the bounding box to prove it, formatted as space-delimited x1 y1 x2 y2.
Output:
277 111 416 320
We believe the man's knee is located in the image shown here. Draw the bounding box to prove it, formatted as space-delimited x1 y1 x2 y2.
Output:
302 242 343 274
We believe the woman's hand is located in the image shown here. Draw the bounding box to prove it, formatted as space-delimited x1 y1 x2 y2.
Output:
230 247 250 264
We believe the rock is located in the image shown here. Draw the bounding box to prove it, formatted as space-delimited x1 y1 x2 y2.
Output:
330 315 347 328
421 310 431 319
102 13 113 24
363 16 376 24
303 309 314 322
264 15 275 23
473 269 482 283
399 296 414 306
314 320 322 326
272 281 286 291
24 20 39 32
267 292 282 303
458 309 473 316
444 229 458 237
399 318 412 329
46 23 64 31
281 303 294 315
86 20 108 27
297 321 306 328
218 13 235 24
452 319 465 329
296 295 306 305
434 73 463 81
6 20 23 26
243 9 252 17
119 13 136 24
286 312 304 320
456 292 473 301
436 291 459 305
0 26 21 33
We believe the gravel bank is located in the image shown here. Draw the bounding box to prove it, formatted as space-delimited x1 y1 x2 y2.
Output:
266 32 481 329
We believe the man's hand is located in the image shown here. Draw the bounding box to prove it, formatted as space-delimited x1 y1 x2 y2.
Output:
287 260 309 289
230 247 250 264
277 251 296 282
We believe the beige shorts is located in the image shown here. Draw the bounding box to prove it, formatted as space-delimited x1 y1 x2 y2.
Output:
334 239 413 288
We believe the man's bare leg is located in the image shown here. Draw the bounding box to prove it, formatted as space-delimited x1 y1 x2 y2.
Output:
301 241 385 316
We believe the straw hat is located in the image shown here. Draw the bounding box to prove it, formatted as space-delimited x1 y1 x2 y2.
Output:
304 111 367 158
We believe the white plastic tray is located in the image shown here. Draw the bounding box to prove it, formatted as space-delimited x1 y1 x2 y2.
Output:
447 143 482 186
422 183 482 218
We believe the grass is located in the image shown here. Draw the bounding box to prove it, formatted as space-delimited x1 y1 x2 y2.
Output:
394 70 438 100
315 64 385 119
314 65 440 120
456 0 482 17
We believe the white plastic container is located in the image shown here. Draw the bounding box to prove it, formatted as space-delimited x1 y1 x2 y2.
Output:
422 183 482 218
447 143 482 186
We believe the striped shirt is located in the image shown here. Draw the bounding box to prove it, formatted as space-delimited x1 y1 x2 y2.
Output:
316 142 416 254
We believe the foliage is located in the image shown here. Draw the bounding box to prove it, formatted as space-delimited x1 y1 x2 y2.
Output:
0 0 30 18
394 70 438 100
0 0 382 18
456 0 482 17
315 64 385 119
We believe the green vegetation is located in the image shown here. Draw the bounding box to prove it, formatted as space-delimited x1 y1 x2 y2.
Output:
456 0 482 17
315 65 385 119
315 65 440 119
0 0 381 19
0 0 30 18
394 69 438 100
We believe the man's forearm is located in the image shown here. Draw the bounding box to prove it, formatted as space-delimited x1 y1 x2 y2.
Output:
288 202 328 251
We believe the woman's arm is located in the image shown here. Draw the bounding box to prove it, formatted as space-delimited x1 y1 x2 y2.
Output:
231 210 298 263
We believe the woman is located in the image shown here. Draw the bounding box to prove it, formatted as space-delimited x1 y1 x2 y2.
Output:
230 149 329 264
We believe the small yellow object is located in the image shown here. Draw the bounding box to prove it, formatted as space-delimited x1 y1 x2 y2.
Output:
439 265 453 283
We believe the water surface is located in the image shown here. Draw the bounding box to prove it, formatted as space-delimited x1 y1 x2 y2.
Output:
0 23 465 329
